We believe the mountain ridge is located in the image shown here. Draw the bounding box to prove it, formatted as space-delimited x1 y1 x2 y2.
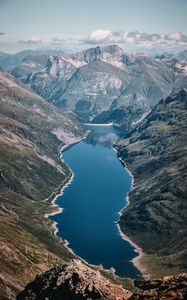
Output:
14 44 187 125
0 68 85 299
116 89 187 277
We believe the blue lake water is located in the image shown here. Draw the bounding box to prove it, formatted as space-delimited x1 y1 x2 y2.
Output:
49 125 142 279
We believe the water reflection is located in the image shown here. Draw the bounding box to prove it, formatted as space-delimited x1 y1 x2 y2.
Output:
85 125 122 148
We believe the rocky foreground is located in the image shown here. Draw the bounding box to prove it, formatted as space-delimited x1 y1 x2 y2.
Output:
17 259 187 300
131 273 187 300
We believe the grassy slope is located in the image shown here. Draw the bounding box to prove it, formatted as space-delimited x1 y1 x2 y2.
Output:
0 69 85 299
116 90 187 277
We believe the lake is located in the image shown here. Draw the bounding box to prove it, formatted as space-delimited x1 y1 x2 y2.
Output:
49 125 142 279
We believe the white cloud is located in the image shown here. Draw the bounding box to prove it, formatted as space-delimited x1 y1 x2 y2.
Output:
19 33 84 47
165 32 187 43
81 29 187 54
19 38 42 45
1 30 187 55
89 29 112 42
85 30 162 45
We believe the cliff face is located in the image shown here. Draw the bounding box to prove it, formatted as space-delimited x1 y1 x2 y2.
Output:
17 260 187 300
116 89 187 276
0 68 85 299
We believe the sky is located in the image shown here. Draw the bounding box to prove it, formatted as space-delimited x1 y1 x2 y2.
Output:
0 0 187 54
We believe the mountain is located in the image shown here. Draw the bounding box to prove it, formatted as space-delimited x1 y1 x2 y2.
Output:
0 68 85 299
69 44 130 69
23 45 181 123
155 51 187 93
0 50 36 70
0 51 9 59
116 89 187 277
26 55 77 101
10 50 70 83
0 49 67 71
174 50 187 61
17 259 187 300
17 259 132 300
11 54 51 83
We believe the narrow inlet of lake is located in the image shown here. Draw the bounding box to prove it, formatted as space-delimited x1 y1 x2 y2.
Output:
49 125 142 279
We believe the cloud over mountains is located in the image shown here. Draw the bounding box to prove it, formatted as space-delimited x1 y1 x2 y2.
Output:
85 29 162 45
1 29 187 54
165 32 187 43
84 29 187 46
19 38 43 45
15 30 187 50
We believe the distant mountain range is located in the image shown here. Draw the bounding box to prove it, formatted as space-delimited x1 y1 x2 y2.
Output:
0 49 67 71
7 45 187 124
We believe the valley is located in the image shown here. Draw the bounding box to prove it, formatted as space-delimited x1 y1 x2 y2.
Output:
0 44 187 299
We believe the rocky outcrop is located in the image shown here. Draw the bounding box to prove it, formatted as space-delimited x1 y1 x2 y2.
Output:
17 259 132 300
130 274 187 299
17 260 187 300
116 89 187 277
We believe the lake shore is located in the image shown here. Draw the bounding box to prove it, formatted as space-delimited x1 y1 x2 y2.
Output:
117 224 150 279
46 126 146 279
84 122 113 126
45 132 88 236
114 146 150 279
44 171 75 235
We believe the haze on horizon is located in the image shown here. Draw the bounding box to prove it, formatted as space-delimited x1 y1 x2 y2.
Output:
0 0 187 54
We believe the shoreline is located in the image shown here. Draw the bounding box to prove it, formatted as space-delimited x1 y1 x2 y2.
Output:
113 146 149 279
44 171 75 235
84 122 113 126
45 132 88 236
117 224 150 279
44 130 114 273
45 128 148 280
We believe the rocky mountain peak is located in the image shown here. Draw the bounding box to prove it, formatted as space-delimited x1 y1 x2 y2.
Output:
97 44 124 55
17 259 132 300
79 44 124 58
69 44 129 69
44 55 75 78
